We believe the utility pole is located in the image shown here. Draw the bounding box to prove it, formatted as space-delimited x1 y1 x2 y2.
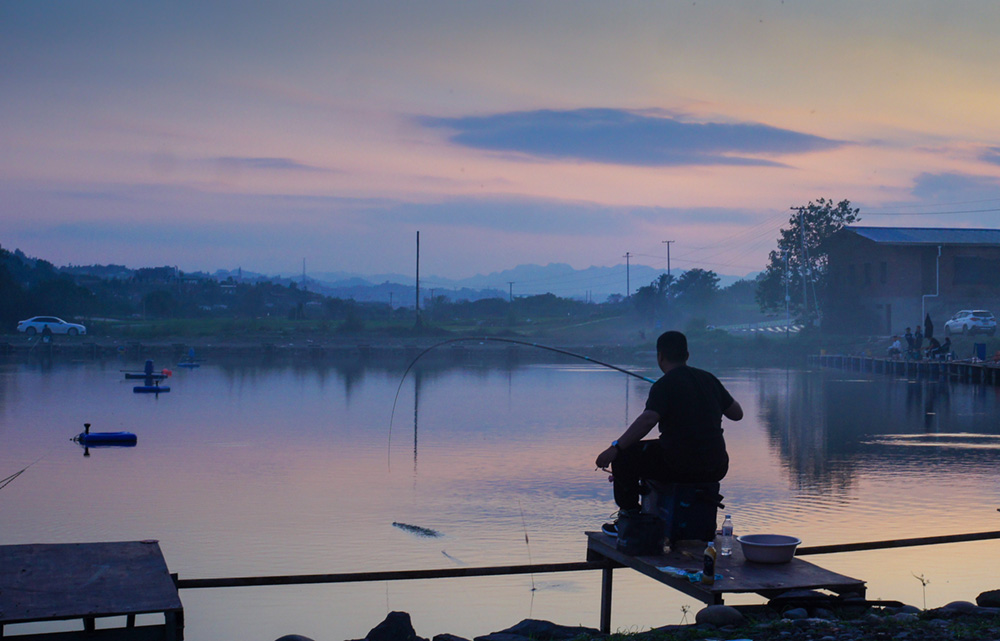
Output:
507 282 514 303
784 252 790 337
415 231 421 327
798 209 809 319
623 252 631 298
661 240 674 276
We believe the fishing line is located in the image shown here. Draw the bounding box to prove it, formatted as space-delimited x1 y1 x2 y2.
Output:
0 454 48 492
518 499 536 592
387 337 655 466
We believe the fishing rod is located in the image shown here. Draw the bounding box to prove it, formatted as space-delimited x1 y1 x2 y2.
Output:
387 337 656 466
0 454 47 492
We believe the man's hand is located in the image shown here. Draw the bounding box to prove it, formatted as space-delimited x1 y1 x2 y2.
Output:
595 446 618 470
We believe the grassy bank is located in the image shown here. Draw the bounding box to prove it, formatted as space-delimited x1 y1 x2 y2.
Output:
12 316 999 370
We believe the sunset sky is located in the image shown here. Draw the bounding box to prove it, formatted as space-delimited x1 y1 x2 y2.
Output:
3 1 1000 286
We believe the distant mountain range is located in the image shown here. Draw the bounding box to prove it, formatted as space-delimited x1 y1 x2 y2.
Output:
211 263 756 305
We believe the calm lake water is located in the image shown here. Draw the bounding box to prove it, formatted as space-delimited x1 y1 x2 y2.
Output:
2 351 1000 640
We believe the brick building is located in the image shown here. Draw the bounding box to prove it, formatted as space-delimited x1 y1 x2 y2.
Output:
824 227 1000 335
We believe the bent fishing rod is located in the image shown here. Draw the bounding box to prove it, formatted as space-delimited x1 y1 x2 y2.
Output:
387 336 655 466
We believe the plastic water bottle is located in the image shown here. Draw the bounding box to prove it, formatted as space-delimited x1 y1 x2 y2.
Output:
720 514 734 556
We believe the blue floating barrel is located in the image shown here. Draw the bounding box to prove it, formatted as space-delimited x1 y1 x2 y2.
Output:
76 431 137 446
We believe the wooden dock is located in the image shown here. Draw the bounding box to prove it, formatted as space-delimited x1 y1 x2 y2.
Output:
586 532 865 633
810 353 1000 386
7 530 1000 638
0 541 183 640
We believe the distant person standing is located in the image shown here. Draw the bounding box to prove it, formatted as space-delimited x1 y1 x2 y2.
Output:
904 327 914 351
913 325 924 356
41 325 53 343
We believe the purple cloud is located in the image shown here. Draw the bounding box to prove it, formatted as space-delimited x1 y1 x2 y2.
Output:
421 108 843 167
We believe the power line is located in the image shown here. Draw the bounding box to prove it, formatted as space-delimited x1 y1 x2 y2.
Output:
863 207 1000 216
865 196 1000 209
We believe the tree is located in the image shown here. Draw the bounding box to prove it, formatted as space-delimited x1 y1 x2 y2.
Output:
670 269 719 307
633 273 674 319
0 262 30 331
755 198 860 318
143 289 179 318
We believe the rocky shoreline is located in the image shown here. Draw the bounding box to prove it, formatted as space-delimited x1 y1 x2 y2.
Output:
275 590 1000 641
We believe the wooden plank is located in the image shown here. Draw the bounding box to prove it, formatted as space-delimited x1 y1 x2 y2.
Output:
0 626 168 641
586 532 864 604
586 534 719 604
0 541 182 626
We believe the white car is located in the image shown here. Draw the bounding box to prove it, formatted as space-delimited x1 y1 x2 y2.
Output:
16 316 87 336
944 310 996 337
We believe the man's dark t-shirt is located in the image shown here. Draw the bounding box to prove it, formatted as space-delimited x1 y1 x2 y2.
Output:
644 365 734 481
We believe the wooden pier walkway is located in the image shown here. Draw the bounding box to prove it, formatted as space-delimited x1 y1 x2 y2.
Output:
810 353 1000 386
0 541 183 640
6 530 1000 638
586 533 864 633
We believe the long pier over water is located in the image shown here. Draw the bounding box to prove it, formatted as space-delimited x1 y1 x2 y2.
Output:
810 353 1000 386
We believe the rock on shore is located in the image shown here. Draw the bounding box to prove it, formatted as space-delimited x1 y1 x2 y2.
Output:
275 592 1000 641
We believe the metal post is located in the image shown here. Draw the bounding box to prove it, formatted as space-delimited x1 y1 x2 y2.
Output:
921 245 942 326
623 253 631 298
415 231 421 327
799 210 809 319
600 566 613 633
784 252 790 336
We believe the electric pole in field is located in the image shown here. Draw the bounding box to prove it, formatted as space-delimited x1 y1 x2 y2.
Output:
795 208 816 321
507 282 514 303
415 231 422 327
661 240 674 276
784 252 790 337
623 252 631 298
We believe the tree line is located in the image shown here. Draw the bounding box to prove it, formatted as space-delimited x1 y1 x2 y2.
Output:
1 199 858 334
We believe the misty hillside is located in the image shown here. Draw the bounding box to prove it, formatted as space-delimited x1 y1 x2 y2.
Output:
298 263 754 303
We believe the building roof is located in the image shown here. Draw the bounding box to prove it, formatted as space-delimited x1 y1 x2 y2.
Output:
843 226 1000 246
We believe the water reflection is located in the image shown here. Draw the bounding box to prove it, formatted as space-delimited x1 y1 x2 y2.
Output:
413 368 421 474
4 357 1000 639
757 368 1000 491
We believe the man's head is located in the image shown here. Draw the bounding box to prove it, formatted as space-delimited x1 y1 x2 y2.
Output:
656 331 689 371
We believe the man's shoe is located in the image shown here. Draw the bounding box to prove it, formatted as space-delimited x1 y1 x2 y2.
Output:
601 509 638 537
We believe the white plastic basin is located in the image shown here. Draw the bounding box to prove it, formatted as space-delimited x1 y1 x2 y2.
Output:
738 534 801 563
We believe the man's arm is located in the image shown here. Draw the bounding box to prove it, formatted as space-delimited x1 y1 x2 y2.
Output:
595 409 660 469
723 399 743 421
